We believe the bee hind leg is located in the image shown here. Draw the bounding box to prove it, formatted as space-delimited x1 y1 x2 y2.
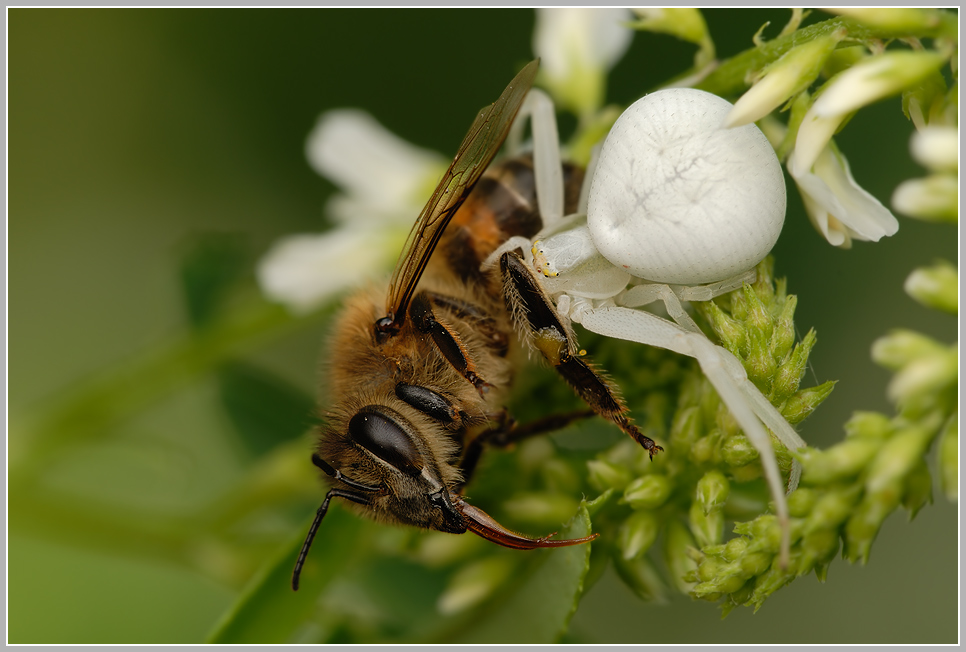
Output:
456 408 596 490
499 251 662 458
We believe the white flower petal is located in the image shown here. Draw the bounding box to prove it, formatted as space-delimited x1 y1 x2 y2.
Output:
305 109 446 213
533 8 633 81
793 144 899 246
811 51 947 119
725 72 795 128
256 228 402 313
323 193 419 230
799 189 851 248
787 108 844 177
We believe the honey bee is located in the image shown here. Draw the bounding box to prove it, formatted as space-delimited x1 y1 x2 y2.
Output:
292 59 661 590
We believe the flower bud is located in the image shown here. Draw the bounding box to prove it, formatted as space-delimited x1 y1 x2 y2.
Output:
725 33 844 128
690 434 717 464
663 519 699 593
749 564 794 611
904 261 957 314
730 462 763 484
938 416 957 501
812 51 948 120
799 528 840 578
871 329 946 369
587 459 632 492
844 485 901 564
617 510 660 560
781 381 836 425
721 535 750 561
437 556 514 614
734 515 783 555
691 560 750 599
866 424 934 496
742 285 774 341
670 405 705 448
739 551 774 578
892 174 958 222
803 484 861 535
910 126 958 172
612 553 669 603
744 329 777 391
829 8 951 35
769 296 799 362
622 474 673 510
689 501 724 548
843 411 893 440
697 300 747 355
885 345 957 408
901 460 933 520
786 487 817 518
771 327 816 402
630 8 712 55
722 433 759 468
696 470 730 512
723 582 755 615
799 439 881 485
822 46 868 78
902 71 949 130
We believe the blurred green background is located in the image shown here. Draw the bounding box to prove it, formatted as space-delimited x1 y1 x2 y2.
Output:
8 8 957 644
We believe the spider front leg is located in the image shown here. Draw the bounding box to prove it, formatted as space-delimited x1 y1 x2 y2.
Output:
499 251 662 458
616 283 807 480
569 297 803 566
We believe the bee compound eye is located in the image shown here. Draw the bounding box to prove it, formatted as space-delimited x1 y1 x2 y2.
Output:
348 408 425 477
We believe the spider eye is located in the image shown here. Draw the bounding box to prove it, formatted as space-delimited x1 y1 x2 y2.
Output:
348 407 424 477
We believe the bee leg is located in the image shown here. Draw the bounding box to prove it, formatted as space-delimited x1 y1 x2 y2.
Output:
423 291 510 356
500 251 663 458
410 292 492 395
457 409 595 490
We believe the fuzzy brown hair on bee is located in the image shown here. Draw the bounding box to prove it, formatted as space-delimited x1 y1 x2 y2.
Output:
292 59 661 591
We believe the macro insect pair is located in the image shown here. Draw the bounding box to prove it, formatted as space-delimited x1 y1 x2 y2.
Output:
292 59 802 590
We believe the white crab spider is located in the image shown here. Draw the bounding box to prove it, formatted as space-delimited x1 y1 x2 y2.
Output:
490 87 806 565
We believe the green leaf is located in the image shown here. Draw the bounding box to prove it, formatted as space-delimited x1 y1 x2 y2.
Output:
206 507 361 644
217 360 317 457
445 502 594 643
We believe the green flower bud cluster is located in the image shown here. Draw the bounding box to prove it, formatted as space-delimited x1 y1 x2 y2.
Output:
696 258 836 419
686 256 957 612
583 259 833 608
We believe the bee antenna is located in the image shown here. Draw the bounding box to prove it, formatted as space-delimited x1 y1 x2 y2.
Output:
291 484 378 591
312 453 382 493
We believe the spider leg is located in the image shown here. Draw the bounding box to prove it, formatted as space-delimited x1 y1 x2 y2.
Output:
573 301 802 567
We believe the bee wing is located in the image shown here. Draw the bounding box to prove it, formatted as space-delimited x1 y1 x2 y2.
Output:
380 59 539 334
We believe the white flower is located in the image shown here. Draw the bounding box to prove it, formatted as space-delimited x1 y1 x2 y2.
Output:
532 8 633 116
257 110 447 312
788 51 946 175
793 142 899 248
305 109 447 226
257 228 401 314
783 51 944 248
